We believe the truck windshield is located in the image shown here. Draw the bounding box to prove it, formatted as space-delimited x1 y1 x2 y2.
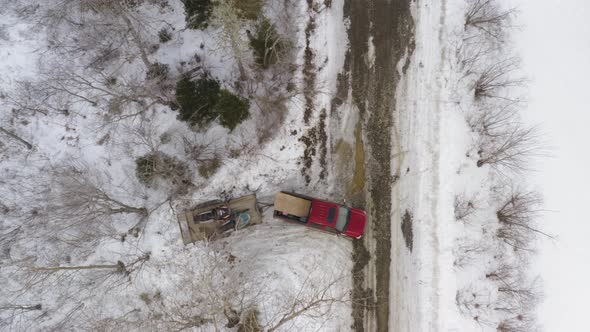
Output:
335 207 350 232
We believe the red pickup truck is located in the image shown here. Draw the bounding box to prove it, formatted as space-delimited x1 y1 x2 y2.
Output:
273 191 367 239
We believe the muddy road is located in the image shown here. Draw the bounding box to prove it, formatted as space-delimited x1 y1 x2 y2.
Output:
338 0 415 331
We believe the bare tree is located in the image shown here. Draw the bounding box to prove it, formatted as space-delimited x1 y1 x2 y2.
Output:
6 1 174 123
0 127 33 150
37 0 163 69
455 36 495 75
471 57 525 101
82 248 259 331
182 134 220 164
23 252 151 299
476 123 543 173
0 303 43 331
468 101 519 138
212 0 250 82
30 252 149 274
485 260 538 313
485 261 519 283
263 262 349 331
454 194 477 223
453 237 490 268
22 161 149 257
81 248 350 331
135 151 192 193
49 162 147 217
128 125 193 193
464 0 517 42
455 285 493 323
495 276 540 315
495 188 550 252
496 313 538 332
9 63 170 121
457 271 540 330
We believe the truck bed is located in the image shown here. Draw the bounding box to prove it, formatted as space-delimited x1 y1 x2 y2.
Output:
274 192 312 218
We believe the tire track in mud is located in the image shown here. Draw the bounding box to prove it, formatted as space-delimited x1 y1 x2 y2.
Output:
339 0 415 331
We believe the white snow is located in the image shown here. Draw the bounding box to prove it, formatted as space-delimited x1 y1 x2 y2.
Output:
0 0 353 331
512 0 590 331
391 0 545 331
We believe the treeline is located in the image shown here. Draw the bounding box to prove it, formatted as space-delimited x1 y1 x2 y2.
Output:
452 1 547 331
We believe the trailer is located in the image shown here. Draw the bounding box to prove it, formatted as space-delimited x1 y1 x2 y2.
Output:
177 194 262 245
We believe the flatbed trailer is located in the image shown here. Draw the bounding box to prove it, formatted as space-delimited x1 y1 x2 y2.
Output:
177 194 262 245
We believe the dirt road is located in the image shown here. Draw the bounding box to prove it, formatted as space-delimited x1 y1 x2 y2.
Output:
339 1 415 331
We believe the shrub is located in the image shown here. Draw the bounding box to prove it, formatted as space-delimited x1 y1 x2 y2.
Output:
158 28 172 43
139 292 152 305
401 210 413 252
175 74 221 126
175 75 249 130
146 62 170 81
135 152 191 188
160 132 172 144
250 18 286 68
238 308 262 332
136 154 159 184
182 0 213 30
198 157 221 178
233 0 264 20
215 89 250 130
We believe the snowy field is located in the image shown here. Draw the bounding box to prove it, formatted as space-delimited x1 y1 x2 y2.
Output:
0 1 353 330
391 0 546 331
0 0 548 331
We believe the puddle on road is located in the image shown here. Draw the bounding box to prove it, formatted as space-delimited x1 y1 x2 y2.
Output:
334 121 366 203
350 123 366 197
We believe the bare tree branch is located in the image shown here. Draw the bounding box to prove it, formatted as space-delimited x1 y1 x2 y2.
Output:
476 123 544 174
471 57 525 101
464 0 517 42
495 188 552 252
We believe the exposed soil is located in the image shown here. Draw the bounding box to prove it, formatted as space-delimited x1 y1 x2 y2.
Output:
300 1 329 184
299 108 328 184
303 0 317 125
342 0 415 331
300 0 414 329
401 210 414 252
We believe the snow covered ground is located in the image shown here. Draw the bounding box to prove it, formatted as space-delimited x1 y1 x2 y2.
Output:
0 1 354 331
0 0 548 331
512 1 590 331
391 0 545 331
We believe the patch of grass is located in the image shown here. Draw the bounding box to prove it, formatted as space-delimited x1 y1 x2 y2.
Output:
350 123 366 195
238 308 262 332
139 292 152 305
146 62 170 81
158 28 172 43
233 0 263 20
159 132 171 144
182 0 213 29
96 133 110 145
135 152 191 188
198 157 221 178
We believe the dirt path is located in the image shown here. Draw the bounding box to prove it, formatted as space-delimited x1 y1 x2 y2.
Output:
338 1 415 331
